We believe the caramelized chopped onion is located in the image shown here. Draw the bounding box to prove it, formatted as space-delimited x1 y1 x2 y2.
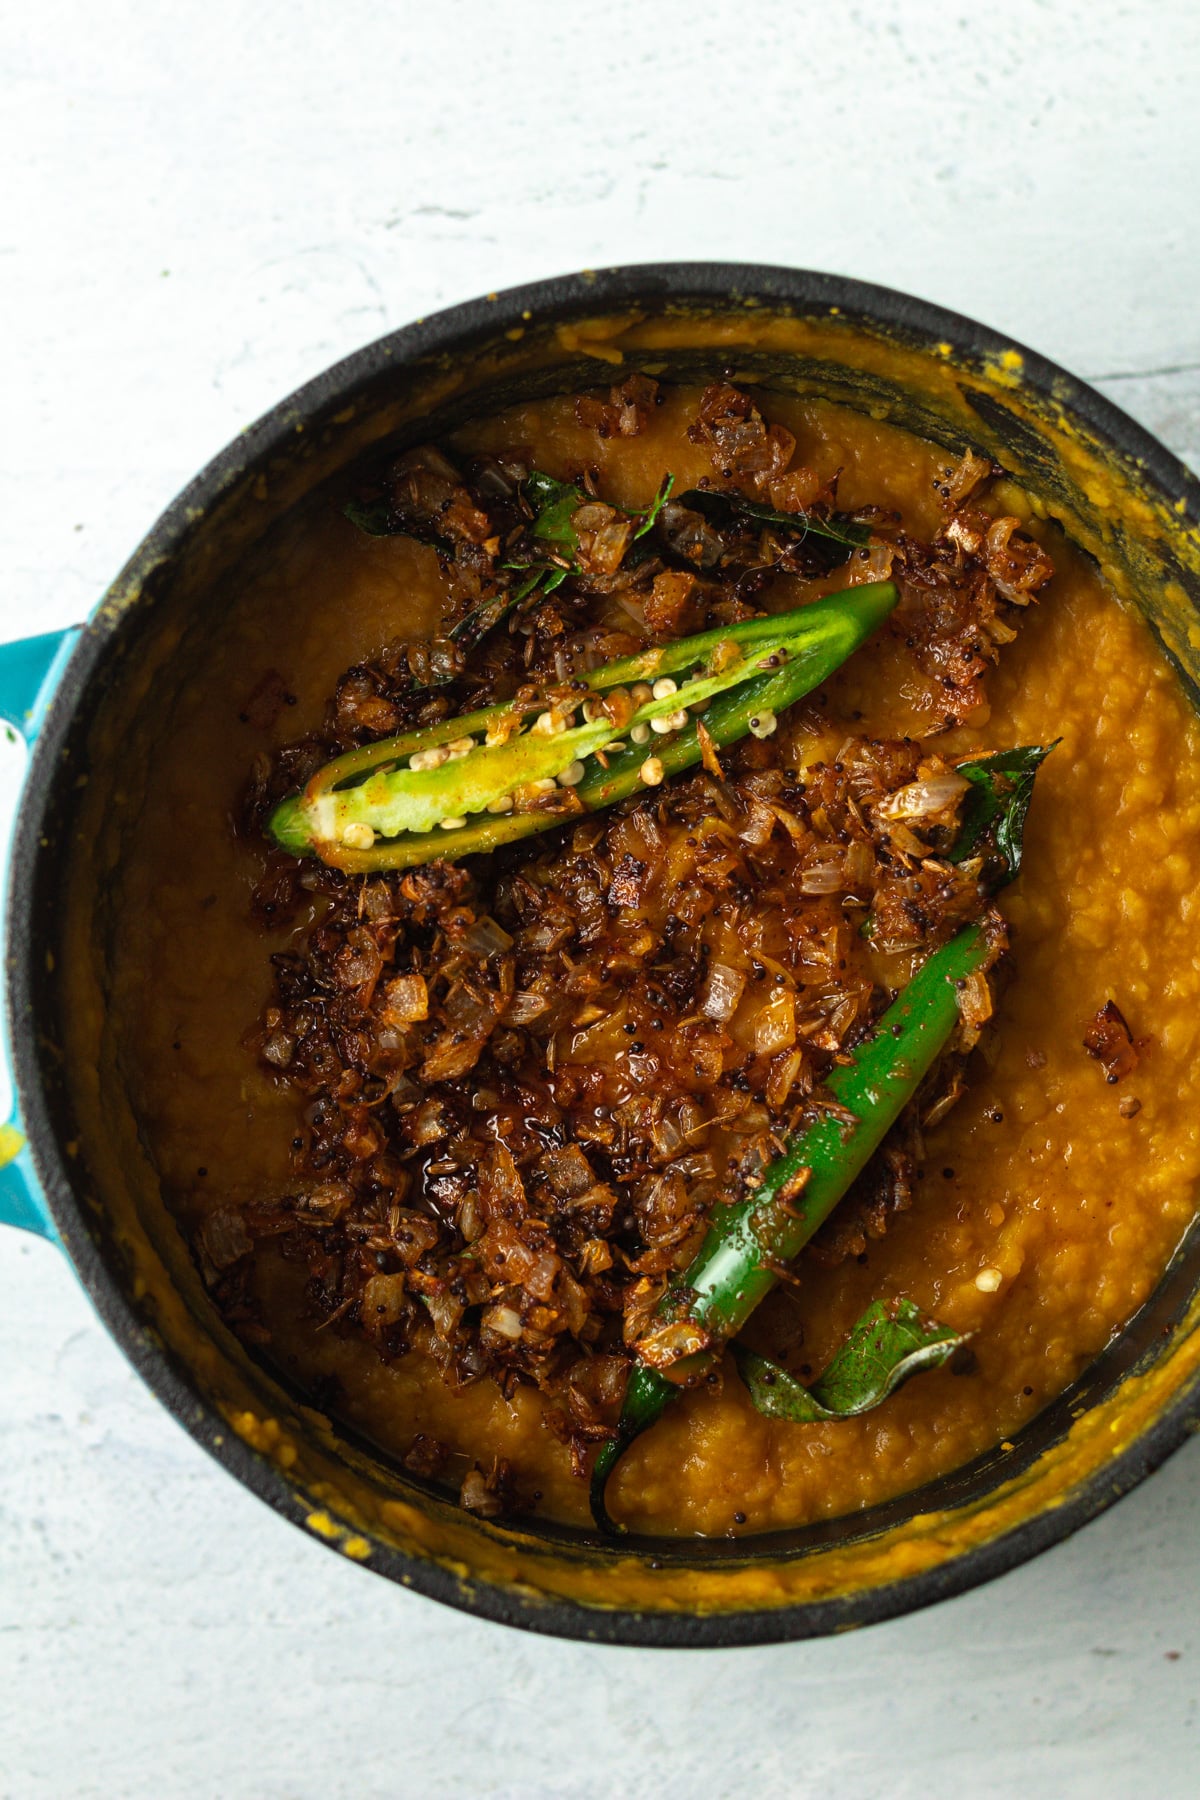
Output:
225 379 1044 1442
700 961 746 1023
754 989 797 1057
877 771 970 823
463 914 514 955
383 974 429 1023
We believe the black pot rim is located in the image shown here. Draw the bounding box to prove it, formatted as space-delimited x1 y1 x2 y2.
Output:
11 261 1200 1648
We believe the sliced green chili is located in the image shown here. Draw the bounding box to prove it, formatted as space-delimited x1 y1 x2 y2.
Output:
589 744 1054 1532
268 581 898 870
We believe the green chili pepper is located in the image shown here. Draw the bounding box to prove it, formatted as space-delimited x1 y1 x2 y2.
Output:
267 581 898 871
589 743 1054 1533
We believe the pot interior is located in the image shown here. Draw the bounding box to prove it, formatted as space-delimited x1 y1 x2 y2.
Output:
23 278 1200 1641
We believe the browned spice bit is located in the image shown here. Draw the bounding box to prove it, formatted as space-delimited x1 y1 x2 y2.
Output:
403 1433 448 1479
807 1143 916 1265
688 383 815 507
574 373 660 440
239 667 295 732
1118 1095 1142 1120
1083 999 1140 1084
608 852 646 909
773 1164 813 1217
695 716 725 781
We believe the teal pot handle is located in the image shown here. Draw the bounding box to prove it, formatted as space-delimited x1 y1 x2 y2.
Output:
0 626 82 1242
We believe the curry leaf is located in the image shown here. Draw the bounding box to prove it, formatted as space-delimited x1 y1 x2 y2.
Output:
633 472 675 540
449 566 560 650
448 591 519 651
951 743 1058 888
343 497 455 553
732 1298 967 1422
675 487 872 550
526 469 677 551
526 472 585 550
344 497 398 536
524 469 578 511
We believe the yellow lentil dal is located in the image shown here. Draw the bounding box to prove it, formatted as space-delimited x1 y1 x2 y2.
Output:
110 390 1200 1537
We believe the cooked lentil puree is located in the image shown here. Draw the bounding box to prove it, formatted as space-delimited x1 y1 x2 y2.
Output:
113 390 1200 1537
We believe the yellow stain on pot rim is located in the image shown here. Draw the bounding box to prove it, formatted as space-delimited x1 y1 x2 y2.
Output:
0 1123 25 1168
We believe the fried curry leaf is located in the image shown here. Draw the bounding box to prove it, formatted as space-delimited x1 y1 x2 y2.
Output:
343 496 455 554
343 496 398 536
527 472 585 550
450 469 585 652
527 469 676 549
951 743 1059 886
447 589 521 651
675 486 872 550
633 472 675 539
448 565 568 651
732 1299 966 1423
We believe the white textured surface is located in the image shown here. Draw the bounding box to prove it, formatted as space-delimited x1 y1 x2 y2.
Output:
4 3 1200 1794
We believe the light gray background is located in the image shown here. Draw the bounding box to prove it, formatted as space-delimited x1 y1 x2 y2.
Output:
4 3 1200 1795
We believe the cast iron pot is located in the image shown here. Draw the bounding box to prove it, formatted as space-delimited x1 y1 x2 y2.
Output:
5 265 1200 1648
